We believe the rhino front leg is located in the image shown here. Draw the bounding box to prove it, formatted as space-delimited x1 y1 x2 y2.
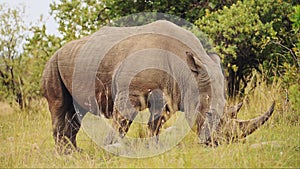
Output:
147 110 164 142
147 89 166 141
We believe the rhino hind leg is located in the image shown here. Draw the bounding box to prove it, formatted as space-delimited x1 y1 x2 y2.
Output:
49 95 81 154
43 55 82 153
63 105 81 150
44 73 81 153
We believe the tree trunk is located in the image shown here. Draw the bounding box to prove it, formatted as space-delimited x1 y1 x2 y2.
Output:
227 68 236 98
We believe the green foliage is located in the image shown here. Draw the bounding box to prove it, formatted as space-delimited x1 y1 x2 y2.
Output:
196 0 297 97
0 4 28 107
290 5 300 32
22 24 62 106
0 4 62 109
280 62 299 85
104 0 237 23
288 84 300 118
50 0 107 41
289 4 300 72
279 4 300 93
49 0 238 41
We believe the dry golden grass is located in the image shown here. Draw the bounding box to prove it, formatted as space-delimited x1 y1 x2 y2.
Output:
0 102 15 116
0 78 299 168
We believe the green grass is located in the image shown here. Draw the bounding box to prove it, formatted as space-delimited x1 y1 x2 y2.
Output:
0 80 299 168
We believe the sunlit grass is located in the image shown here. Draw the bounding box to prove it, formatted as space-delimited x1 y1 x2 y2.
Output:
0 77 299 168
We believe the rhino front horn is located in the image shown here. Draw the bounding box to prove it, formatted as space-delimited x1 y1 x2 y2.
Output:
234 101 275 138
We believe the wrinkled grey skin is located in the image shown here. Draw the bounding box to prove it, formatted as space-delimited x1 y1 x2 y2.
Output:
42 21 275 153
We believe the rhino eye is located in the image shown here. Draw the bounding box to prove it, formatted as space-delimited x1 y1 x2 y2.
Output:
206 112 212 117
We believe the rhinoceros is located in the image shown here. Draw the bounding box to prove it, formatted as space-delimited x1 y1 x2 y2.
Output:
42 20 275 152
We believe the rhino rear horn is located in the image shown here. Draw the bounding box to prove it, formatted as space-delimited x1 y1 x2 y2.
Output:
226 102 243 119
233 101 275 138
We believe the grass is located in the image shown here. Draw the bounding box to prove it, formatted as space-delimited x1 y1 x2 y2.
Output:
0 78 299 168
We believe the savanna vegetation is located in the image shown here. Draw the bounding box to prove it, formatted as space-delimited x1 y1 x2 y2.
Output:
0 0 299 168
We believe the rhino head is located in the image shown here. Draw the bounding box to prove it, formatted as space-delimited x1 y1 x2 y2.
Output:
183 51 275 145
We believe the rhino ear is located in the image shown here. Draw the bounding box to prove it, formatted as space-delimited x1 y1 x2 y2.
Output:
186 51 199 73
